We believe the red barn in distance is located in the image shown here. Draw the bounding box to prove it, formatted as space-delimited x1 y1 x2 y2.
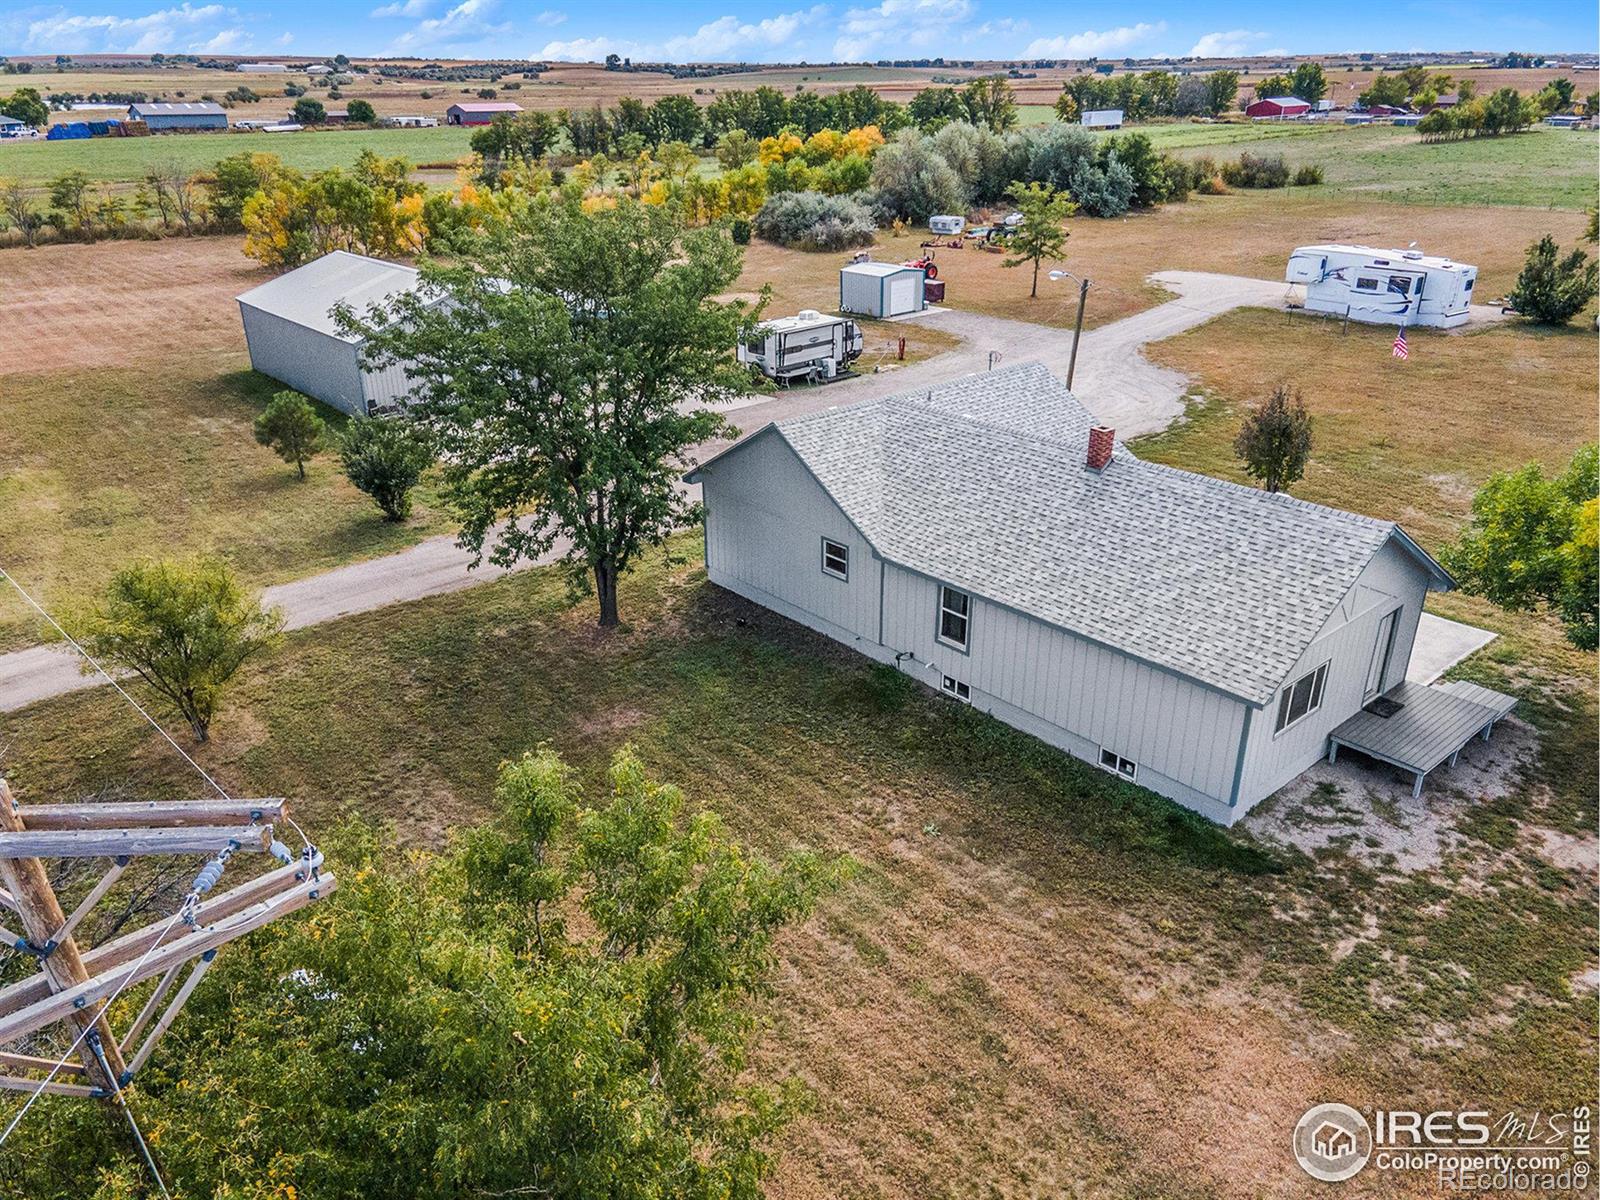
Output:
1245 96 1312 119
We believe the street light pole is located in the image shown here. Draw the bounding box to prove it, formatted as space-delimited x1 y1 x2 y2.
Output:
1048 270 1092 392
1066 276 1089 391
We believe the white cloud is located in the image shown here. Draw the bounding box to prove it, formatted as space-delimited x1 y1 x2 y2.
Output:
535 9 566 25
389 0 511 51
1187 29 1269 57
21 3 242 55
540 7 824 63
371 0 431 17
833 0 973 62
1023 21 1165 59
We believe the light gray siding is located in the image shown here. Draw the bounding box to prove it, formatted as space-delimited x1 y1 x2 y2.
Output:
1234 538 1428 810
702 432 881 646
239 303 366 416
878 565 1248 823
700 440 1252 823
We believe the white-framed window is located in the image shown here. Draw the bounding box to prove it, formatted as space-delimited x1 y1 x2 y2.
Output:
1274 662 1330 735
821 537 849 581
1098 747 1137 781
940 675 970 702
937 586 970 650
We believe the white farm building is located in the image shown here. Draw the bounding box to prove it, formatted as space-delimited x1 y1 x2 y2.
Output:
237 251 429 417
684 364 1514 825
1287 244 1478 329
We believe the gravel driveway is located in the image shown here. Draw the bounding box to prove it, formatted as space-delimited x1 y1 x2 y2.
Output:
0 272 1300 713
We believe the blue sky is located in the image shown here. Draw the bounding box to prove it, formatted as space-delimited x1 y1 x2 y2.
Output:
2 0 1595 62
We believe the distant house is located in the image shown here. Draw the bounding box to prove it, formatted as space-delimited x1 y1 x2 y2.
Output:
686 364 1463 825
1080 108 1123 129
236 251 433 418
1245 96 1311 119
445 101 523 126
126 101 228 131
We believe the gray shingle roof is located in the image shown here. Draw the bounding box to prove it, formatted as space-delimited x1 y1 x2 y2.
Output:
236 250 423 338
735 363 1446 705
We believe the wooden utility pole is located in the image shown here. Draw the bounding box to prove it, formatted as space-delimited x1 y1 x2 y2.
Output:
0 775 333 1112
0 778 126 1096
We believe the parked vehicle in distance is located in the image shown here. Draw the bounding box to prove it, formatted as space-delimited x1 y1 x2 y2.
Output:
738 310 864 384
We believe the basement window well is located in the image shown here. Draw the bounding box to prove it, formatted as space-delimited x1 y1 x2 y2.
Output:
821 538 849 581
1099 748 1137 781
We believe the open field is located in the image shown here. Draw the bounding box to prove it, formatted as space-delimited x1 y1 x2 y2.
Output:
1 522 1591 1197
0 124 475 186
0 236 454 651
1137 313 1599 554
742 191 1592 333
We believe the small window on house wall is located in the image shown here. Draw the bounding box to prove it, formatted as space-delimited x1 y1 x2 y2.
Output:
1275 662 1330 734
940 675 970 702
821 538 849 581
1098 747 1137 781
938 586 970 649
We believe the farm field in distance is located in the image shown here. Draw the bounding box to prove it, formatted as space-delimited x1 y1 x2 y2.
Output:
0 32 1596 1200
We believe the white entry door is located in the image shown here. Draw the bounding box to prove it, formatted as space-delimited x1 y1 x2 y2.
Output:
1364 610 1398 701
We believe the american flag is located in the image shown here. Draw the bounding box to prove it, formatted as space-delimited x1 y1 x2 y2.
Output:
1392 326 1409 360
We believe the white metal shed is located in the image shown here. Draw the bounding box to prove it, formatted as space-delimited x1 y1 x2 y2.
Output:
236 250 429 417
839 262 926 318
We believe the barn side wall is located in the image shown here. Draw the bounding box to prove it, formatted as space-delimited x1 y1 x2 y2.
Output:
238 303 366 417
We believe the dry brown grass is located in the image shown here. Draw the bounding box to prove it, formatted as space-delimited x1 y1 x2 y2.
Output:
732 192 1592 335
1140 311 1598 549
0 234 266 373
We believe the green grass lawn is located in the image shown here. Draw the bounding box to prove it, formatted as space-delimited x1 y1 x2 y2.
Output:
0 365 453 651
0 125 476 186
2 532 1592 1195
1095 121 1598 208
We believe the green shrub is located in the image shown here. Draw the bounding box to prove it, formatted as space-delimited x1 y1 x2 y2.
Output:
1219 152 1291 188
752 191 877 251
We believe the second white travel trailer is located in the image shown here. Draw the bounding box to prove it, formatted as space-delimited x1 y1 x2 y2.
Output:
1286 244 1478 329
739 311 865 383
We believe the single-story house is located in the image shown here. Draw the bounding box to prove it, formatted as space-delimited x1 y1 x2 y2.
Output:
1246 96 1311 119
686 363 1460 825
445 101 523 126
236 250 430 417
126 101 228 131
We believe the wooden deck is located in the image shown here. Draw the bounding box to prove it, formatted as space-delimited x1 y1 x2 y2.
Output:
1327 679 1517 798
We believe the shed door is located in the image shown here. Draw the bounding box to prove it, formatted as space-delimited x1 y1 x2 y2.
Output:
888 274 917 313
1364 609 1399 701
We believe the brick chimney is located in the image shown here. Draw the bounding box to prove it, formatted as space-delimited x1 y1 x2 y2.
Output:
1086 426 1115 471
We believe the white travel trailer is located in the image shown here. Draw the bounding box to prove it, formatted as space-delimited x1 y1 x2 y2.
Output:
1287 244 1478 329
739 311 864 383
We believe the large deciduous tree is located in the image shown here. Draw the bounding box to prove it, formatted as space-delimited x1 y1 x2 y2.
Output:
1234 384 1313 494
349 201 759 627
10 747 848 1200
70 557 284 742
1445 445 1598 649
